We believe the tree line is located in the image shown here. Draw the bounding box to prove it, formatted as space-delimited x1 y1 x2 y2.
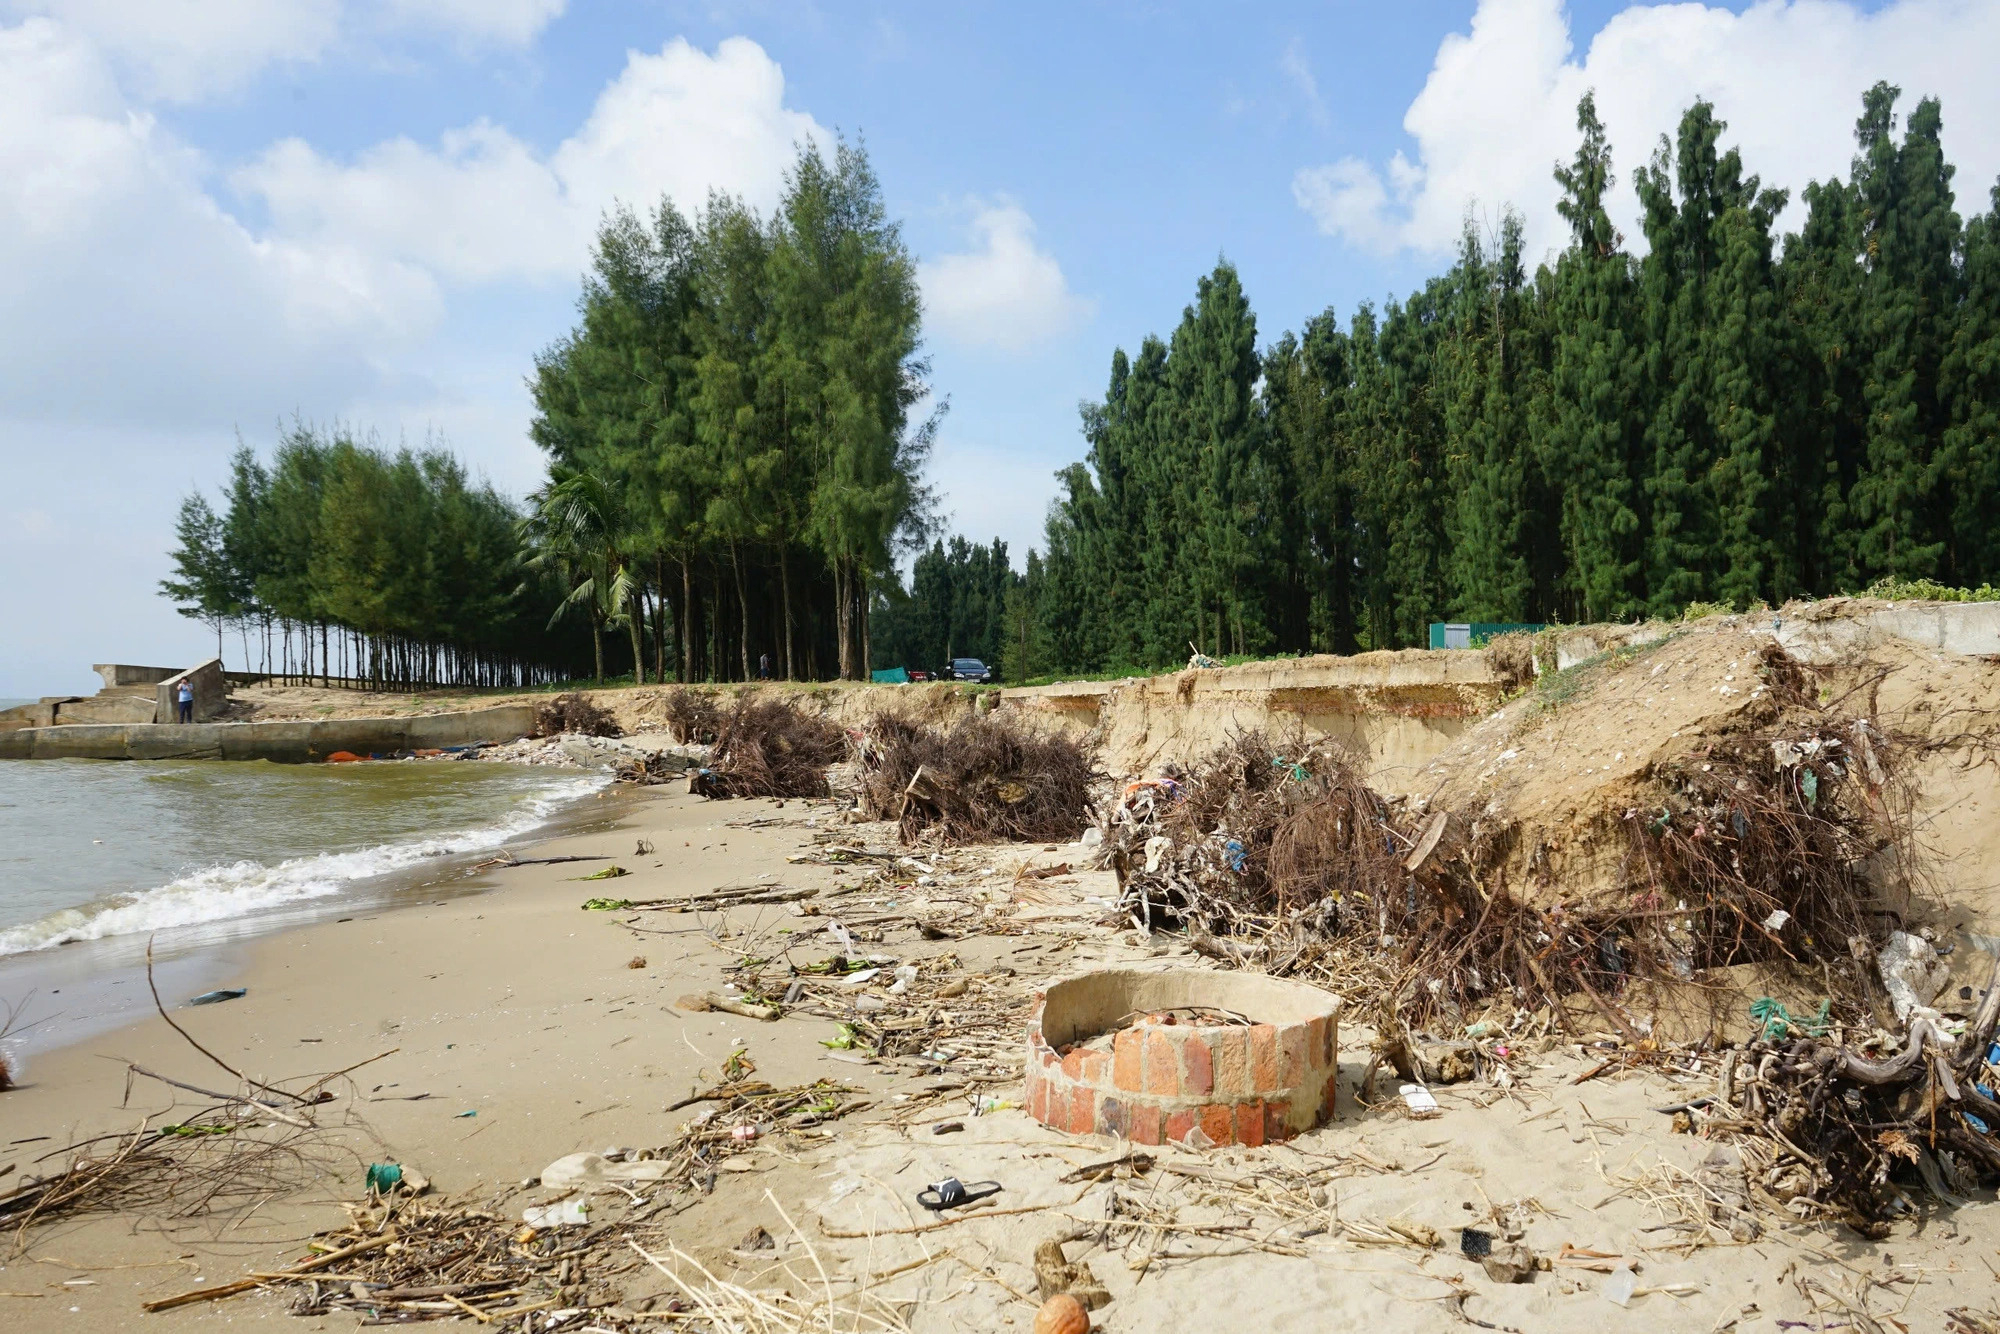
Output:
162 426 594 689
976 83 2000 679
526 138 936 683
164 139 935 688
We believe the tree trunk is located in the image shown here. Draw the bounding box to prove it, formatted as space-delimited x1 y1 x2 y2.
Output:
731 542 752 681
834 559 853 680
591 616 604 683
679 559 694 684
653 554 668 682
779 545 796 679
628 587 646 686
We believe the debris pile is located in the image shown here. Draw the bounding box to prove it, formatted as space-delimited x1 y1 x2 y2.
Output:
533 692 622 739
1099 653 1913 1034
856 713 1098 845
613 751 688 786
0 1103 342 1231
661 686 722 745
688 697 847 800
1685 957 2000 1234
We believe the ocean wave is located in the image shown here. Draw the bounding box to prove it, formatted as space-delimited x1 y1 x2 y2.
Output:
0 772 607 956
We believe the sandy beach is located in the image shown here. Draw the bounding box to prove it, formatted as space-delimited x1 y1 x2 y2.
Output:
3 736 1999 1332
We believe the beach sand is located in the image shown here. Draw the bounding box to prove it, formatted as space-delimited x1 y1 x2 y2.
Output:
2 773 1997 1332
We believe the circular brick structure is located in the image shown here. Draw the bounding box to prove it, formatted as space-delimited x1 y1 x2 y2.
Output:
1025 969 1341 1147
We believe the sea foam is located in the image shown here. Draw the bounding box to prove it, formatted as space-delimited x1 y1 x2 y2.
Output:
0 772 607 956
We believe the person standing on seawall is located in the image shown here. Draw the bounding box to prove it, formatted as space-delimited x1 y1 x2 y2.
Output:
176 678 194 723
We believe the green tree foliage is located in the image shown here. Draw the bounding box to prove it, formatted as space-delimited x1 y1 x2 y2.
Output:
161 427 591 687
872 536 1017 676
999 84 2000 675
527 139 934 682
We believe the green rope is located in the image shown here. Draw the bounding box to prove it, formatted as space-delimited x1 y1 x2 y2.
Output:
1750 996 1830 1042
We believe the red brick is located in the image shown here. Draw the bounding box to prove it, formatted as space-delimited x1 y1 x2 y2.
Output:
1129 1104 1164 1146
1029 1071 1048 1125
1070 1086 1096 1136
1144 1030 1181 1096
1079 1049 1110 1087
1061 1047 1089 1081
1302 1018 1326 1068
1164 1109 1196 1145
1182 1033 1214 1095
1210 1028 1248 1096
1318 1015 1337 1065
1280 1025 1309 1088
1234 1100 1266 1148
1112 1028 1144 1091
1198 1102 1235 1146
1249 1025 1280 1091
1265 1100 1289 1143
1043 1046 1060 1070
1320 1070 1340 1119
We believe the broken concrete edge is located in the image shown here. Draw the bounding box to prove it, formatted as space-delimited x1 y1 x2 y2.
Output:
156 659 227 724
0 704 539 763
1025 968 1341 1148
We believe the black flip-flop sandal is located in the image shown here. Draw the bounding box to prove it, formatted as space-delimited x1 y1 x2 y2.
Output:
917 1177 1003 1211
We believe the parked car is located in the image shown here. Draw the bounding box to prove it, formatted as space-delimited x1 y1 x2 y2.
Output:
946 657 993 684
906 668 931 682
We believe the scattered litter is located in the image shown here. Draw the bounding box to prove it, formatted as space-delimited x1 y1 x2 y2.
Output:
521 1198 589 1228
187 989 246 1006
1399 1084 1440 1118
917 1176 1002 1211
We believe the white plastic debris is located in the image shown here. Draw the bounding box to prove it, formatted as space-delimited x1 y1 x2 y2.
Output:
1879 931 1950 1023
539 1152 672 1191
1602 1266 1636 1306
1399 1084 1440 1118
522 1198 590 1228
1763 909 1792 931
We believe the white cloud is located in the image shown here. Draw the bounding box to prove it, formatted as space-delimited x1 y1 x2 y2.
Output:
1294 0 2000 263
0 25 828 431
0 18 427 425
2 0 564 102
1280 36 1329 130
235 37 829 285
919 201 1093 353
378 0 565 48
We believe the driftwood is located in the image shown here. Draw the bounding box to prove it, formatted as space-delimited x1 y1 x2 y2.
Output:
1712 956 2000 1229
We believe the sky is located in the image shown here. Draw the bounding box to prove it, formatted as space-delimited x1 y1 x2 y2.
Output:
2 0 1994 697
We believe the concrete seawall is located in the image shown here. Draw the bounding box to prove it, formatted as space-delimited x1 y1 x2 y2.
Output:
0 705 539 763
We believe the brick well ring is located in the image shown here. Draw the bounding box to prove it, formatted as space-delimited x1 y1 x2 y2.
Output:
1025 968 1342 1147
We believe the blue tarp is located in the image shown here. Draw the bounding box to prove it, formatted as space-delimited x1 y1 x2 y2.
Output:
870 667 909 684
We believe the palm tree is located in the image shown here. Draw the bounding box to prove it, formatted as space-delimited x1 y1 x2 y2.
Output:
522 470 645 684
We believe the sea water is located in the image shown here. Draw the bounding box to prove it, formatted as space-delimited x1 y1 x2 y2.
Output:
0 756 606 1052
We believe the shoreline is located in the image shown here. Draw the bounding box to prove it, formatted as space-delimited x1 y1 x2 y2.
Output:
0 757 628 1059
0 776 865 1330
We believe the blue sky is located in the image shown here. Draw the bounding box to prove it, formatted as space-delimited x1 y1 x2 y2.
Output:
1 0 1989 697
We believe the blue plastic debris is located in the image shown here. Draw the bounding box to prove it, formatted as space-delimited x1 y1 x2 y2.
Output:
188 988 247 1006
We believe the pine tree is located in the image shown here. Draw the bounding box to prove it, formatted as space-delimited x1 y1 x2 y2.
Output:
1943 179 2000 581
1540 91 1646 621
1847 84 1961 580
